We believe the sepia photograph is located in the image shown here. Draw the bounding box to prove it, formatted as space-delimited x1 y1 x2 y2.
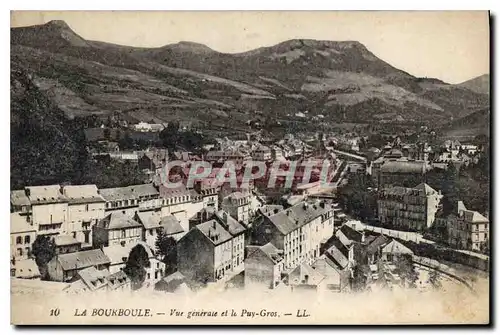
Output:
9 10 490 325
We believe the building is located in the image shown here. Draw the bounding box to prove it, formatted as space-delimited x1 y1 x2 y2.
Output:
380 239 414 263
100 184 160 216
11 258 41 280
177 219 235 284
102 241 166 287
245 243 284 289
54 235 82 254
205 150 249 165
62 185 106 247
159 184 205 231
374 160 428 189
138 149 168 173
446 201 489 252
135 212 185 250
253 145 272 161
93 212 143 248
25 185 68 236
46 249 110 282
154 271 192 294
377 183 443 231
252 200 335 271
65 267 131 294
10 189 32 216
287 263 325 291
194 180 219 210
221 192 251 226
11 212 36 260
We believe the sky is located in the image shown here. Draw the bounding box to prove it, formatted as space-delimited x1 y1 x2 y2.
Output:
10 11 490 84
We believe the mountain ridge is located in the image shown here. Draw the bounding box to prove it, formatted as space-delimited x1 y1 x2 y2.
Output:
11 20 489 126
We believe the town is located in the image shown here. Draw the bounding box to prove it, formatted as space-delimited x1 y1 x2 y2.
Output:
11 119 490 296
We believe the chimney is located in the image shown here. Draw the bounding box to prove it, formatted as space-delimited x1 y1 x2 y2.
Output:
304 274 309 284
212 221 216 229
320 201 325 209
223 212 228 222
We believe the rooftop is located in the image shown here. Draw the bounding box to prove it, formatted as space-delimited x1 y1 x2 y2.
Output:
97 212 142 230
195 219 233 246
56 249 110 271
100 184 159 202
25 185 68 205
10 190 31 207
62 185 105 204
54 235 81 246
11 212 36 234
380 160 426 174
267 200 333 235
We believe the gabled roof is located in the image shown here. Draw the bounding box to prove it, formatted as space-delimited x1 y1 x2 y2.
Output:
77 266 110 291
366 235 391 255
12 258 40 279
381 240 414 255
214 210 246 236
26 185 68 205
414 183 439 195
247 243 283 265
97 212 142 230
311 256 344 277
54 235 81 247
135 211 162 230
324 238 350 270
337 225 363 244
160 215 185 235
107 270 130 290
267 201 333 235
100 184 159 202
62 185 105 204
155 271 187 293
56 249 110 271
289 263 325 286
10 190 31 207
11 212 36 234
463 210 489 223
194 220 232 246
103 242 154 266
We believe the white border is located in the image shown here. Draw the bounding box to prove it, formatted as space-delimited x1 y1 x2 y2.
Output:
3 1 498 334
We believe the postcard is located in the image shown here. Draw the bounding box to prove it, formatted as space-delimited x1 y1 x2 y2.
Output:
10 10 490 325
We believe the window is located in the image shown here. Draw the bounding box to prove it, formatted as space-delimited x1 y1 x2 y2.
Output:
85 204 89 212
24 236 30 244
10 269 16 277
147 273 151 280
17 248 23 256
121 230 126 238
72 232 77 239
149 230 154 236
16 237 22 245
155 272 158 279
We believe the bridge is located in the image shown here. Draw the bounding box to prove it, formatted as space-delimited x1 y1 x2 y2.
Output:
333 149 367 162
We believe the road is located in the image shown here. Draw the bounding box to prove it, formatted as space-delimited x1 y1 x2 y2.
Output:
332 149 367 162
344 220 430 244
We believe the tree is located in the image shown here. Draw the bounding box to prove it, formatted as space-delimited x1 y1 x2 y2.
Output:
428 269 442 289
124 244 151 290
103 127 111 140
155 232 178 275
351 264 368 292
31 235 56 279
395 255 419 288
